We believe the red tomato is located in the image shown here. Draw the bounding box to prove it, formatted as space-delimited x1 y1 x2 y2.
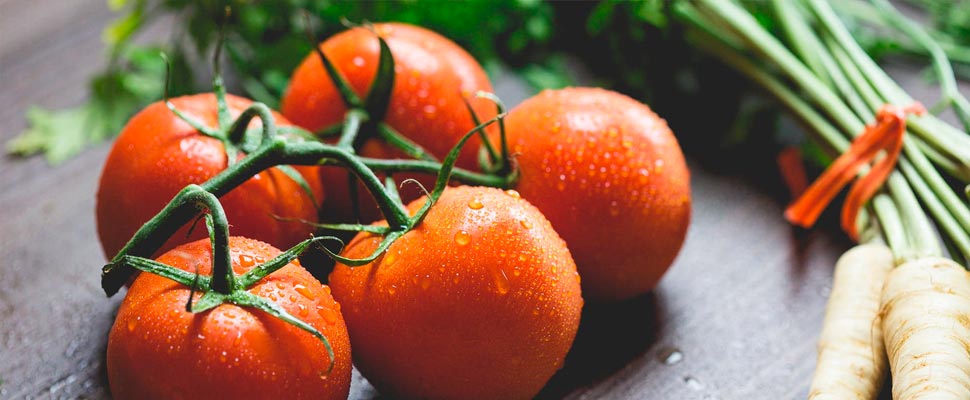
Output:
502 87 691 301
329 186 583 399
106 237 352 399
96 93 324 259
282 23 495 222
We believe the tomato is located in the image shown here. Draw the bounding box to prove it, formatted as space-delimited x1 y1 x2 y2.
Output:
329 186 583 399
96 93 324 259
501 87 691 302
106 237 352 399
282 22 495 222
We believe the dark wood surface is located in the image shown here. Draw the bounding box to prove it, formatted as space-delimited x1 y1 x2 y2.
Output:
1 1 967 399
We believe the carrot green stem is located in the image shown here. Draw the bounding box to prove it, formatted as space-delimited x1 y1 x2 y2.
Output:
872 194 910 261
870 0 970 131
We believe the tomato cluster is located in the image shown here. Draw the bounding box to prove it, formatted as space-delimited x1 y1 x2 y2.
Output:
96 21 690 400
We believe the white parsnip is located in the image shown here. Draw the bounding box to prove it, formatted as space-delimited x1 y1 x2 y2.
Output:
808 244 894 400
881 257 970 400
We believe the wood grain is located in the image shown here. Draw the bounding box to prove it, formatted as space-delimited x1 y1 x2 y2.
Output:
0 1 966 399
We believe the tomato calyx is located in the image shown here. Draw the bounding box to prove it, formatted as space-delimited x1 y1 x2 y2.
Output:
302 20 517 191
163 26 328 210
105 185 338 374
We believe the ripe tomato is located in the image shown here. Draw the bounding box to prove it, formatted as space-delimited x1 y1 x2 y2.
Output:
329 186 583 399
106 237 352 399
282 22 495 222
502 87 691 301
96 93 324 259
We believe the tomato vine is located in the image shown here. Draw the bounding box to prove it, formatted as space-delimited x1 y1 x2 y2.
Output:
99 26 516 370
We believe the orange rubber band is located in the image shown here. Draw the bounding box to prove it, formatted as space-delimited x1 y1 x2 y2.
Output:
784 103 925 241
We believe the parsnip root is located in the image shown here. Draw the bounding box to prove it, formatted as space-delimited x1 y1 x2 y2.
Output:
881 257 970 400
809 244 894 399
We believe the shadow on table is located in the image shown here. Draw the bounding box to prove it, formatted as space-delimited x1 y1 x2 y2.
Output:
536 292 663 399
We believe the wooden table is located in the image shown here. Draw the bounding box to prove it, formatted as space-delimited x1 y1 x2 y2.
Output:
1 1 966 399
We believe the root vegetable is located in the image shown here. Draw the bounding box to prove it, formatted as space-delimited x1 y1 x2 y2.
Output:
809 244 894 400
881 256 970 400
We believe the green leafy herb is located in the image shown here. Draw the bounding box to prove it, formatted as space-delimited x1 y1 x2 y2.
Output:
9 0 969 164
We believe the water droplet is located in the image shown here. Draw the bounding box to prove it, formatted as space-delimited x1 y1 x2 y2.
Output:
607 127 618 137
658 347 683 365
684 376 704 391
468 198 484 210
519 219 533 229
504 189 521 199
275 282 286 290
388 285 397 295
352 56 365 67
239 254 256 268
492 268 510 295
196 333 206 340
609 201 621 217
385 251 397 266
454 231 471 246
220 351 228 363
126 317 139 332
421 276 432 290
423 104 437 115
298 304 309 317
318 306 338 325
294 284 314 300
513 269 522 277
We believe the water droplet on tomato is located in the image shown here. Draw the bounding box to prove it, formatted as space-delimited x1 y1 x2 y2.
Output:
126 317 139 332
352 56 365 67
421 276 432 290
319 307 338 325
454 231 471 246
294 284 314 300
298 304 308 317
468 198 483 210
609 201 621 217
239 254 256 268
220 351 228 363
492 268 510 295
504 189 521 199
519 220 533 229
385 251 397 266
388 285 397 295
